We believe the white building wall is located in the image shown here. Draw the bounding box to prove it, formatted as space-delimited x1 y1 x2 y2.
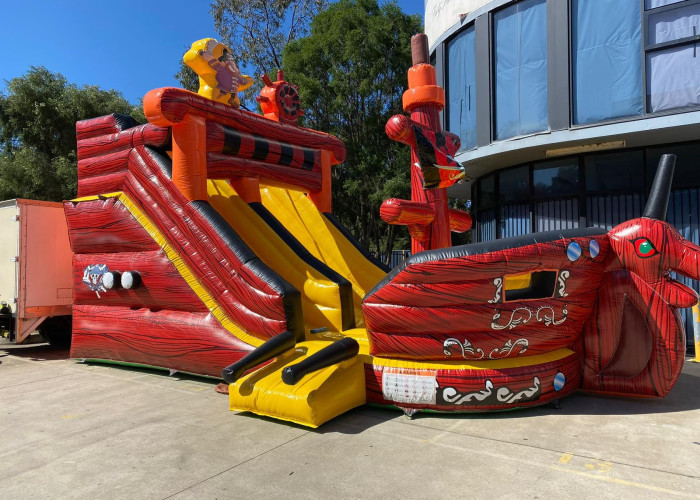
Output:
425 0 491 46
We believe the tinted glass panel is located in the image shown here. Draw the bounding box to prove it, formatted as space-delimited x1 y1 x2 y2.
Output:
572 0 643 124
493 0 548 140
447 26 477 151
499 166 530 202
500 203 531 237
535 198 580 231
647 44 700 111
585 151 644 192
477 208 496 242
646 0 685 9
533 159 579 196
586 193 646 229
647 143 700 189
478 175 496 208
648 3 700 44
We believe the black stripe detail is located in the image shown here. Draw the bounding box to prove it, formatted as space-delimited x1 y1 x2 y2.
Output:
253 137 269 161
322 212 390 273
279 144 293 166
190 200 305 340
302 148 315 170
365 227 607 300
145 147 173 179
113 113 139 131
222 128 242 156
249 202 356 331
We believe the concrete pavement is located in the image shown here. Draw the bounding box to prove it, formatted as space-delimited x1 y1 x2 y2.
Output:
1 339 699 499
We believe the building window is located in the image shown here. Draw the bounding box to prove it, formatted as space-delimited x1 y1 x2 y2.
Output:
646 143 700 188
446 26 477 151
493 0 548 140
645 0 700 112
477 174 496 209
585 151 645 192
499 165 529 202
647 0 686 7
572 0 643 125
533 159 579 197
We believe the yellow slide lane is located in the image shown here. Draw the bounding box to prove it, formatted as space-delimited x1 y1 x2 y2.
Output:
260 186 387 327
207 180 346 332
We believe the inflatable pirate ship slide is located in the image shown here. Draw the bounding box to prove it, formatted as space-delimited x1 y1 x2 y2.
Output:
65 35 699 427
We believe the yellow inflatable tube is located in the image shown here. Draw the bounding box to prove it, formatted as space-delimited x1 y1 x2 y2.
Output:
260 186 387 326
208 180 346 332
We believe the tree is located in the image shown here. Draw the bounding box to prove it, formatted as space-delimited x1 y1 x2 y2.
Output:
282 0 422 261
0 66 143 201
175 54 200 93
188 0 328 105
211 0 327 74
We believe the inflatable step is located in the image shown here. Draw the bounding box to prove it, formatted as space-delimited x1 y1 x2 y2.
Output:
229 339 365 428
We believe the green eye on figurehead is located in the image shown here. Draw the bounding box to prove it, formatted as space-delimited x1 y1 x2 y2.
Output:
631 237 659 258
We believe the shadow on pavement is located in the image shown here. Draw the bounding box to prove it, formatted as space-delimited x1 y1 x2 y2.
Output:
3 341 698 434
0 341 70 362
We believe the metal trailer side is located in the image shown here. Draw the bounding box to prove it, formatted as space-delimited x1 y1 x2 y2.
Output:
0 199 73 343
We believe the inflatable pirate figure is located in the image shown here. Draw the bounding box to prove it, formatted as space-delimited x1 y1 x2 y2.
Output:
184 38 254 108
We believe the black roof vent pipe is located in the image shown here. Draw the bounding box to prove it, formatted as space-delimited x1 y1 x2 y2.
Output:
643 153 676 221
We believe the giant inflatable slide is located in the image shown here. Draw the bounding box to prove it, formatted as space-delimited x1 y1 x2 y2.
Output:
65 36 700 427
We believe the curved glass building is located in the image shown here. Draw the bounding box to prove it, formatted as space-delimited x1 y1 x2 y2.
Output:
425 0 700 343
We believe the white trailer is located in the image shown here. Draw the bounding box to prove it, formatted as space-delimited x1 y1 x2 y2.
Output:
0 199 73 344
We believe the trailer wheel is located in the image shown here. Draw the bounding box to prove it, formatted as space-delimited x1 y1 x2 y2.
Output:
39 316 72 348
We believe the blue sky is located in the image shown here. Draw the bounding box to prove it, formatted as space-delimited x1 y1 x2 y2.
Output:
0 0 425 105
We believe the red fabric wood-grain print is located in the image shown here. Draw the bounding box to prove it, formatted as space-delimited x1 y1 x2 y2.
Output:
71 304 253 377
583 217 700 397
364 233 611 360
73 251 208 312
65 197 159 254
122 149 293 338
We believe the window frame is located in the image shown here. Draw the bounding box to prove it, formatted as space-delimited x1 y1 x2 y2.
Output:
568 0 645 126
491 0 550 141
444 22 478 153
643 0 700 112
470 146 669 240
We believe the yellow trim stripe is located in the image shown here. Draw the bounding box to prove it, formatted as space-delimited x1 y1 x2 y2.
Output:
72 192 264 348
370 348 575 370
70 192 124 202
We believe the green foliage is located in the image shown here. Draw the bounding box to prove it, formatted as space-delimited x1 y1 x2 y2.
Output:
0 66 142 201
282 0 422 260
175 55 200 93
448 197 472 246
209 0 328 104
0 150 76 201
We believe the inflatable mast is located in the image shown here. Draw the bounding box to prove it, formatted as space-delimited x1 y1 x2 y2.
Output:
381 33 472 253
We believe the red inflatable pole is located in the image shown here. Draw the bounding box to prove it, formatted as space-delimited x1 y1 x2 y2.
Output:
382 34 471 253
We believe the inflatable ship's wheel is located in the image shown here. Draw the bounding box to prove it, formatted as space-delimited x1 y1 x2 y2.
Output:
276 83 302 122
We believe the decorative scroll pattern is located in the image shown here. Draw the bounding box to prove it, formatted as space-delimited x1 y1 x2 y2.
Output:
536 306 568 326
488 277 503 304
443 337 529 359
489 338 529 358
491 307 532 330
443 337 484 359
491 305 568 330
440 377 542 406
556 270 570 298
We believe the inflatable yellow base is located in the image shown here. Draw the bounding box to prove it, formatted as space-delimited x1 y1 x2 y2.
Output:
229 340 367 428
